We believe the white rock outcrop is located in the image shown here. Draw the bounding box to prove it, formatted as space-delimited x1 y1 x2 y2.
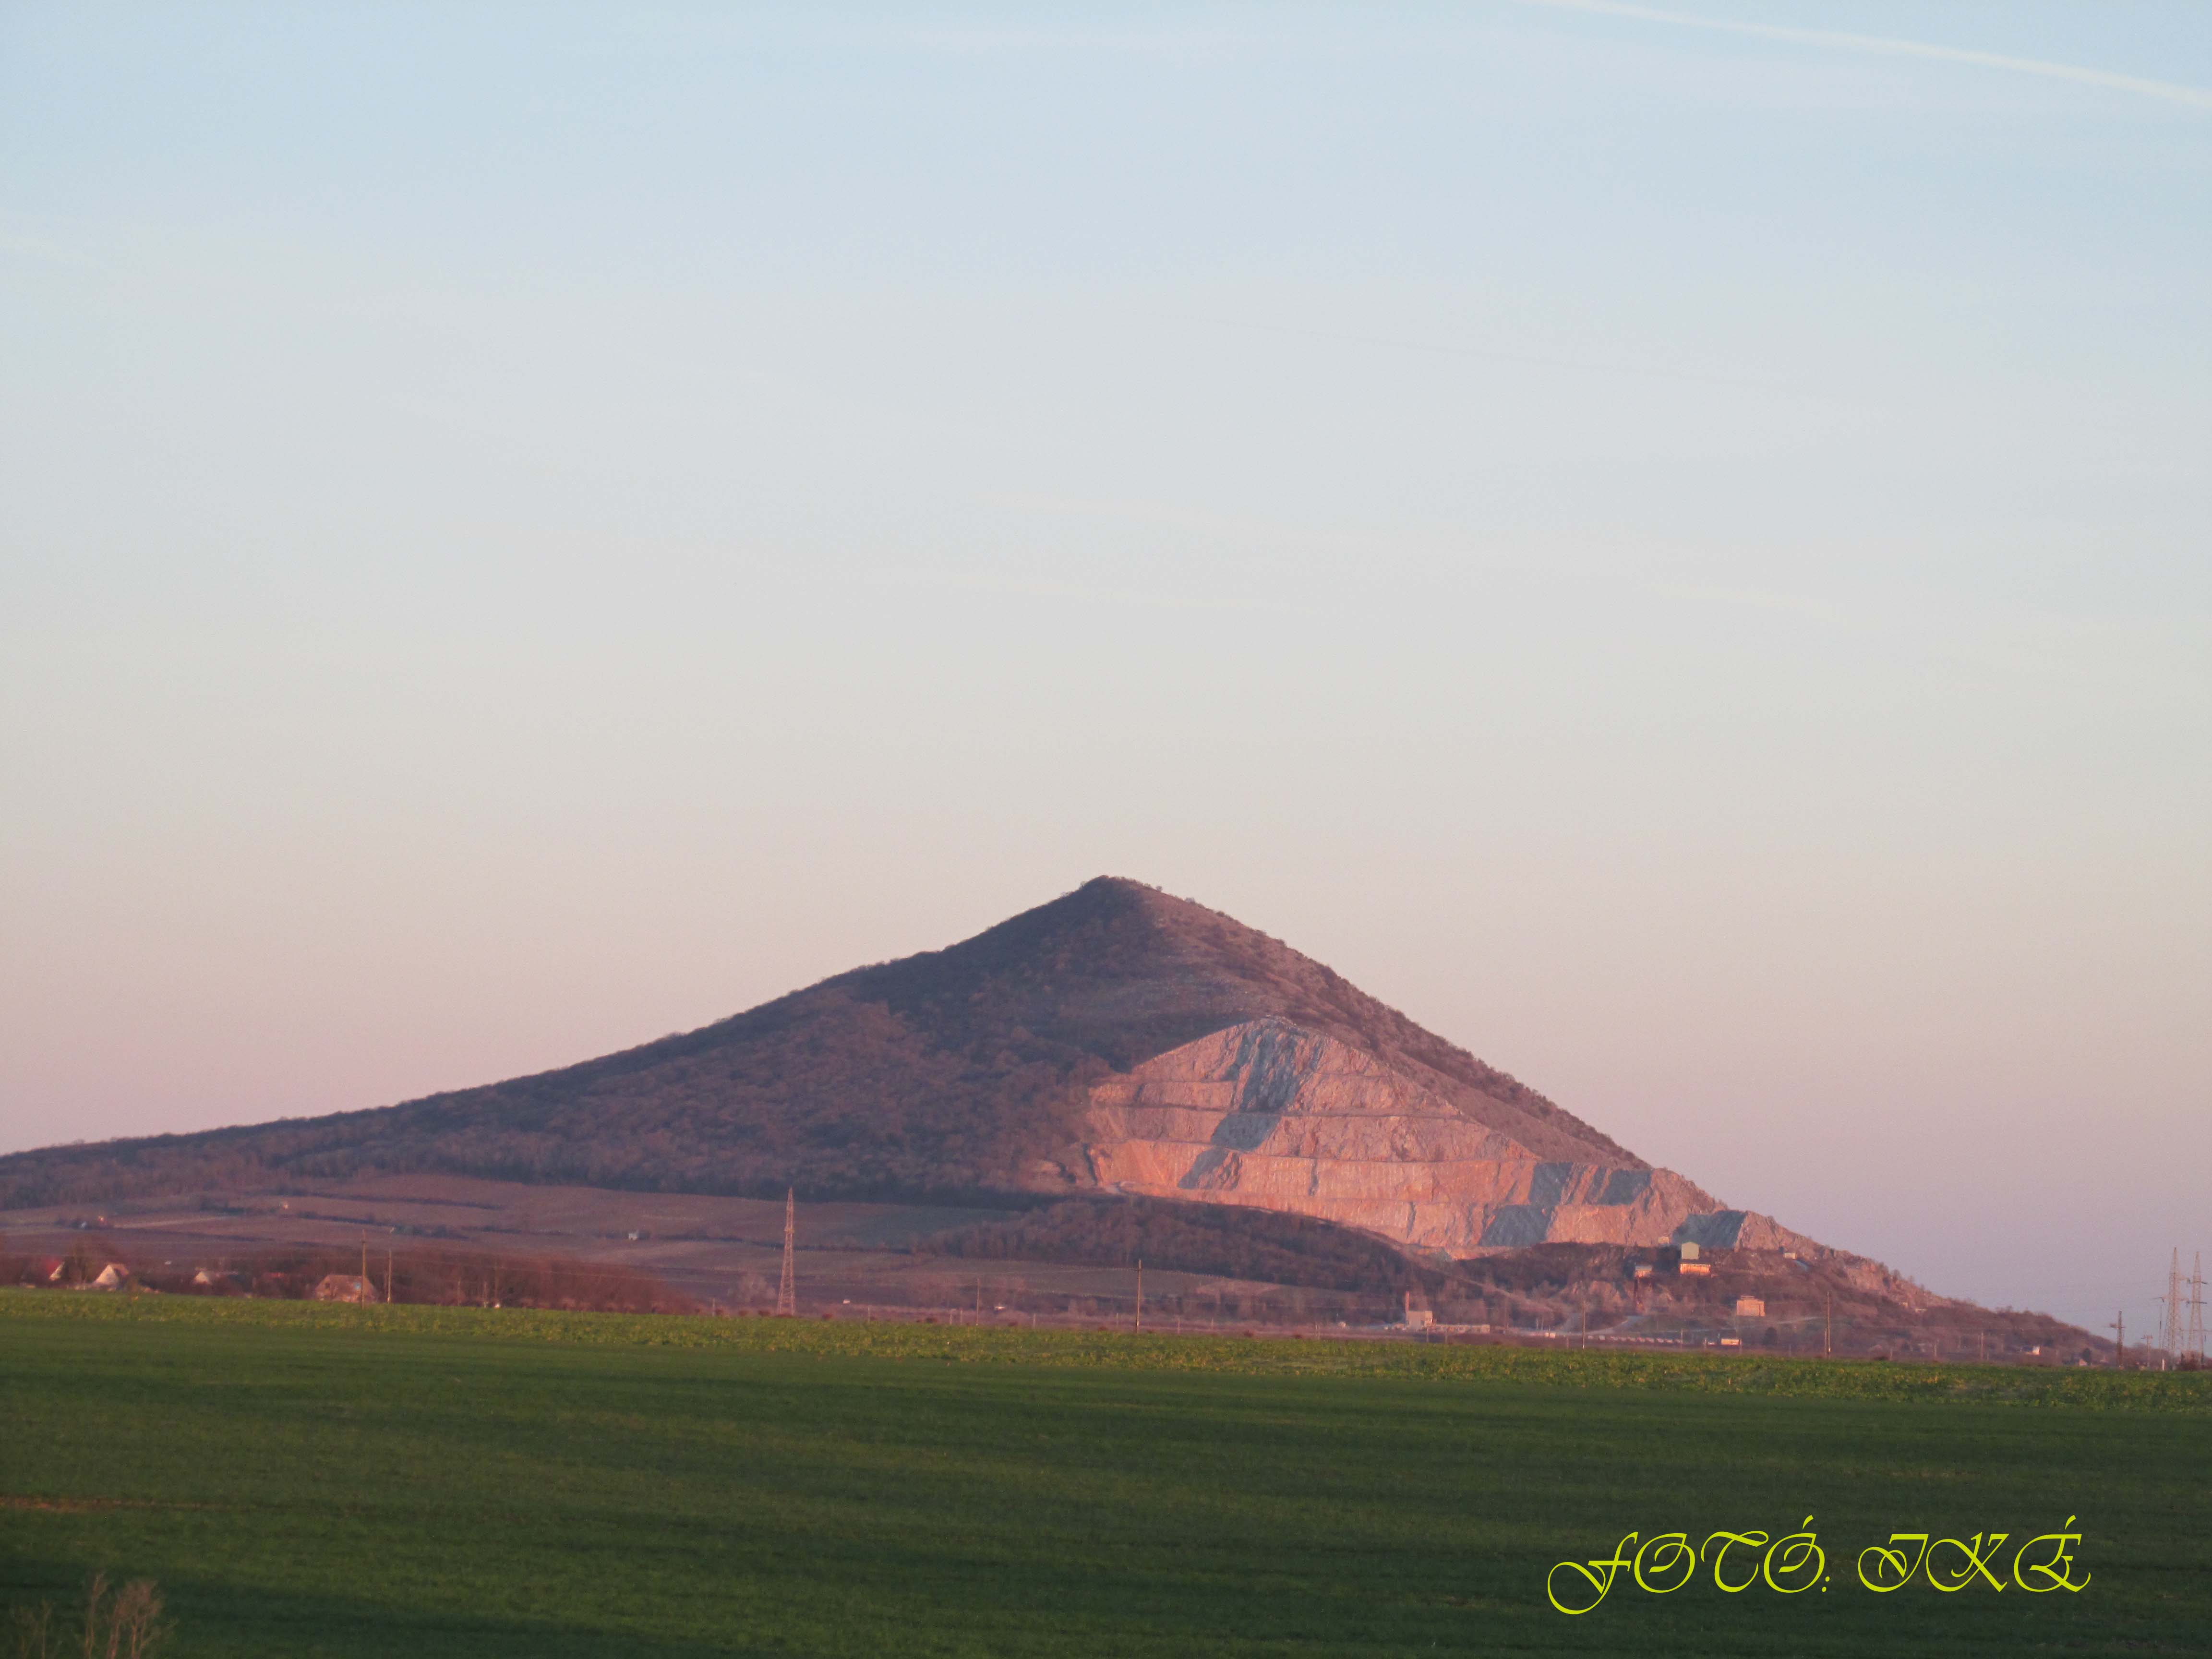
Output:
1080 1018 1813 1257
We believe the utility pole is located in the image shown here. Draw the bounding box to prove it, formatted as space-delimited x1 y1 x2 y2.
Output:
1134 1260 1143 1334
776 1188 796 1317
361 1234 368 1304
1824 1296 1832 1357
385 1249 393 1306
2110 1310 2124 1369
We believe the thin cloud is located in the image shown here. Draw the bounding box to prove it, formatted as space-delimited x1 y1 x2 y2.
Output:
1219 316 1809 396
1515 0 2212 110
864 567 1331 620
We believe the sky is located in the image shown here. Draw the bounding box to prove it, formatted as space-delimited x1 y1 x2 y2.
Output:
2 1 2206 1336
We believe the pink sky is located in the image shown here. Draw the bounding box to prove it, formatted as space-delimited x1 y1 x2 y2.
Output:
3 2 2206 1335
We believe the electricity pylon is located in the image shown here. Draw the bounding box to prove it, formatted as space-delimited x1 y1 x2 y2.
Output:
776 1187 797 1317
2190 1252 2207 1367
2162 1248 2184 1368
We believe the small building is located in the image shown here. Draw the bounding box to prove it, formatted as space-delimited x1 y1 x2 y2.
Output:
311 1274 379 1304
1632 1264 1654 1279
1719 1336 1743 1348
1679 1262 1710 1277
1679 1241 1701 1262
1734 1296 1766 1318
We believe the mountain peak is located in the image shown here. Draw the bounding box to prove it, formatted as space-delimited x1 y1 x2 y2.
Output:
905 876 1633 1159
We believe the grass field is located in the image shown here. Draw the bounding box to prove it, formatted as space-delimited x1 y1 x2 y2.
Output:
3 1292 2207 1657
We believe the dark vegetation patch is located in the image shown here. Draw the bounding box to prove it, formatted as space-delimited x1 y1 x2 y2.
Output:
3 1238 689 1314
918 1196 1461 1298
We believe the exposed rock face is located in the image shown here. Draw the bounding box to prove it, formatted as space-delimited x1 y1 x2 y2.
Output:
1079 1018 1815 1258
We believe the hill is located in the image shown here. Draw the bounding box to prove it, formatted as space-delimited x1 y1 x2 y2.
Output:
0 878 1611 1198
0 877 1880 1275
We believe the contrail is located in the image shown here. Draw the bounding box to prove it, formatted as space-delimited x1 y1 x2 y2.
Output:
1513 0 2212 110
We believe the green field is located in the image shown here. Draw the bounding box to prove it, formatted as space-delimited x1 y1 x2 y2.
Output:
3 1292 2207 1657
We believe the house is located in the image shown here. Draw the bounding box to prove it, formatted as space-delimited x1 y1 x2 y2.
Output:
89 1263 133 1291
33 1257 64 1284
311 1274 379 1304
1734 1296 1766 1318
1632 1264 1654 1279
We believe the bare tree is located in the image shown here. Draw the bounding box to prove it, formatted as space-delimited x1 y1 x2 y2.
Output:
8 1575 168 1659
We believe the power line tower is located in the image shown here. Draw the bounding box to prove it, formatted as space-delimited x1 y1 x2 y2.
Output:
2190 1251 2207 1368
776 1188 797 1317
2161 1248 2184 1370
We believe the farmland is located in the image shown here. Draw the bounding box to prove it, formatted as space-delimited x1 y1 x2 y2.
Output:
2 1291 2207 1657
